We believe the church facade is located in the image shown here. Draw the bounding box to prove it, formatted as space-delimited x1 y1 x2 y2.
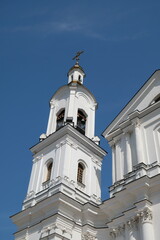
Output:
11 61 160 240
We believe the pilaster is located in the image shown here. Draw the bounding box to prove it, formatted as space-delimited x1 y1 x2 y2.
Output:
132 118 144 165
123 130 132 174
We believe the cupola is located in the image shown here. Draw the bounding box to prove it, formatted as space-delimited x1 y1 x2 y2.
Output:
67 63 86 84
68 51 85 84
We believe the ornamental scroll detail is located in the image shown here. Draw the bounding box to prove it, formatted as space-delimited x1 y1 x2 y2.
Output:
137 208 152 223
109 208 153 238
82 232 97 240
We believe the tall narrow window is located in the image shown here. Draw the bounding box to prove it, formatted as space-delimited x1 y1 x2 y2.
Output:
77 110 86 135
78 75 81 82
46 162 53 181
77 163 84 184
56 109 65 130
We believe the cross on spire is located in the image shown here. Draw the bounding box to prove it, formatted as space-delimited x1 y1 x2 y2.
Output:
72 51 84 64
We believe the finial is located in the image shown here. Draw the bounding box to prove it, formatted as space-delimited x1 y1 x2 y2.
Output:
72 51 84 64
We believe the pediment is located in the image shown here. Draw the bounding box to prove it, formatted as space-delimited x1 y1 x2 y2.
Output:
103 70 160 137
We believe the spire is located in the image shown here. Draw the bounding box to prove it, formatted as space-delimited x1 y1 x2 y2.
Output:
68 51 86 84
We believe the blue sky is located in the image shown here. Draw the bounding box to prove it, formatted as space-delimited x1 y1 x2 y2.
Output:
1 0 160 239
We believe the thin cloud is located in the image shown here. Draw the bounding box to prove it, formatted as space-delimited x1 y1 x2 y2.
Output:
4 20 85 34
0 5 148 42
1 21 146 42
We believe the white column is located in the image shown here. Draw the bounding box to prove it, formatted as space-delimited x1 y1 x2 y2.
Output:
111 143 116 183
133 120 143 164
115 139 123 181
124 132 132 174
139 208 154 240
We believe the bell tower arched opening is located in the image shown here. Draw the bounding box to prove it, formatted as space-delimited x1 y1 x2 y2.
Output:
56 109 65 130
76 109 87 135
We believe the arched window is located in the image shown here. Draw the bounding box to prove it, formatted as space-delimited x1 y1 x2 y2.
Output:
77 110 86 135
56 109 65 130
78 75 81 82
77 163 85 184
46 162 53 181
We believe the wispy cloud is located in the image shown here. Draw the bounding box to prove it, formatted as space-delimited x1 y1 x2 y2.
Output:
0 5 147 42
5 20 108 41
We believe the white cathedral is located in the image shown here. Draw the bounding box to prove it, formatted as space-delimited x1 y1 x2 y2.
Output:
11 59 160 240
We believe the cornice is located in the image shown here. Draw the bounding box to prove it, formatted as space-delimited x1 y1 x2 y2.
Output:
106 101 160 141
30 125 106 157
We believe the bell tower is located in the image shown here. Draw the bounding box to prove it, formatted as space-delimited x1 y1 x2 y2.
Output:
22 58 106 210
11 56 106 240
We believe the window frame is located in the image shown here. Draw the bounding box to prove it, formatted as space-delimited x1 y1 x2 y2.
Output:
77 161 86 186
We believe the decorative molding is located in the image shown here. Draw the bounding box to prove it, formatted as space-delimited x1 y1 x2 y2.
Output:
41 222 72 238
133 162 147 170
33 154 43 163
91 157 102 166
126 217 138 230
91 194 101 203
82 232 97 240
70 180 75 185
110 225 125 238
148 161 159 168
64 175 69 182
26 190 35 199
56 140 66 149
131 118 141 128
55 176 62 183
108 140 115 147
109 229 117 239
123 132 130 142
49 179 55 186
90 106 96 111
137 208 152 223
50 103 55 109
113 136 121 144
122 126 132 134
113 179 125 187
42 176 77 191
109 208 152 237
56 139 78 150
66 138 78 150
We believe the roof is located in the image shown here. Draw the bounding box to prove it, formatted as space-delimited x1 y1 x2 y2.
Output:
102 69 160 138
67 63 86 77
